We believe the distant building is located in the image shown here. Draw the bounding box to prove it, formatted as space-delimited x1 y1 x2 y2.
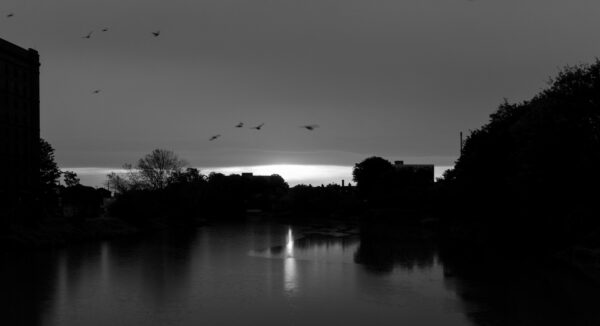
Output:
0 38 40 220
393 160 434 185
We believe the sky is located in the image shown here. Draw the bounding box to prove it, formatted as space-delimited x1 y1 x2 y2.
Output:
2 0 600 186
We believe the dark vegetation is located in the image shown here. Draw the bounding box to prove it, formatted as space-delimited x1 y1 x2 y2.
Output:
106 149 359 224
356 61 600 284
1 139 134 248
4 61 599 260
434 61 600 254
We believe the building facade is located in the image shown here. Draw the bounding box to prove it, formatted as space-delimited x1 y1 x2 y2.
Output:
0 37 40 220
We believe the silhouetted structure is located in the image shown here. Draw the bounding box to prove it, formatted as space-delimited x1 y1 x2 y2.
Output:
0 38 40 222
59 185 112 218
393 161 434 185
438 61 600 251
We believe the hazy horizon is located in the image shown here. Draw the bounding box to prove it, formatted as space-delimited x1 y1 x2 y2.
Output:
64 164 453 188
2 0 599 183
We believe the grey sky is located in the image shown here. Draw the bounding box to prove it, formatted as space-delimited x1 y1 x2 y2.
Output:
2 0 600 170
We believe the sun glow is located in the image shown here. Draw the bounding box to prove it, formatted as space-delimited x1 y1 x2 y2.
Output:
205 164 353 186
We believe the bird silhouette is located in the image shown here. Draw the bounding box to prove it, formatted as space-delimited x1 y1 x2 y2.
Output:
6 13 14 18
101 28 109 32
301 124 319 131
235 122 244 128
209 134 221 141
251 123 265 130
92 89 101 94
152 30 161 37
82 31 93 39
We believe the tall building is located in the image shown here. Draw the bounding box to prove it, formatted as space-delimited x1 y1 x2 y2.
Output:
0 37 40 221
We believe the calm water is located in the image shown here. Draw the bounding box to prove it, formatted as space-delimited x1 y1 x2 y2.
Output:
2 222 600 326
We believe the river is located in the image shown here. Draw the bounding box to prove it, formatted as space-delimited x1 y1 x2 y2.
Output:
1 222 599 326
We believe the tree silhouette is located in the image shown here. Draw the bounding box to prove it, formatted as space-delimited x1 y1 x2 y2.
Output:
442 60 600 249
352 156 395 204
62 171 80 187
136 149 187 190
39 138 61 194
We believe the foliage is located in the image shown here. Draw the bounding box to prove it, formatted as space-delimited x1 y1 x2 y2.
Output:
62 170 80 187
39 138 61 194
106 149 187 193
137 149 187 190
107 169 291 224
60 185 111 219
168 168 206 185
352 156 395 201
285 184 360 218
441 60 600 249
352 156 433 209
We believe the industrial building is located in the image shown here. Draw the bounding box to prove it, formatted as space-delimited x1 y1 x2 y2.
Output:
0 37 40 220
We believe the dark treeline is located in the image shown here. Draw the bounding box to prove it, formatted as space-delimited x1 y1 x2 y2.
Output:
108 166 288 225
5 61 599 257
105 149 361 226
353 157 434 219
355 61 600 267
432 60 600 253
0 139 132 247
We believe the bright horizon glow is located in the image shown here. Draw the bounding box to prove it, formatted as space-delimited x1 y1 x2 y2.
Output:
205 164 353 186
64 164 453 188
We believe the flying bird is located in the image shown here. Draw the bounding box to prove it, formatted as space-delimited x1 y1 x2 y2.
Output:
251 123 265 130
301 124 319 131
152 30 161 37
6 13 14 18
82 31 93 39
209 134 221 141
92 89 101 94
101 28 109 32
235 122 244 128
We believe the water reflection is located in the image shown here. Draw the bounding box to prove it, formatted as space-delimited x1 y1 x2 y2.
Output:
2 224 600 326
285 228 294 258
0 250 58 326
438 249 600 326
284 228 298 294
356 232 600 326
354 237 437 273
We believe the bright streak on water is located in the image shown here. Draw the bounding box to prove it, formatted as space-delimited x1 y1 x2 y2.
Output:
284 227 297 294
285 228 294 258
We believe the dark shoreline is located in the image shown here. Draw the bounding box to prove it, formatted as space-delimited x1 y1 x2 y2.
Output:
0 217 139 250
3 212 599 289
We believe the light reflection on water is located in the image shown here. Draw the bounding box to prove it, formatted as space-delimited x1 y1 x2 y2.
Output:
1 223 600 326
284 228 297 294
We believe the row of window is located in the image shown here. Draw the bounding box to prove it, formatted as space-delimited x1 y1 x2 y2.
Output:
0 60 38 97
0 98 38 127
0 54 39 192
0 128 38 190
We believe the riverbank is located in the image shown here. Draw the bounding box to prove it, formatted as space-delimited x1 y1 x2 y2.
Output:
0 217 140 249
356 210 600 289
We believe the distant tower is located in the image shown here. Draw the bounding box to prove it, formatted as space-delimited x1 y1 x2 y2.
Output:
342 180 345 187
